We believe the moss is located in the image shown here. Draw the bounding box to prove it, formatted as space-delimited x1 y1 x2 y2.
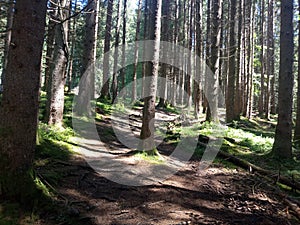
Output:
135 149 165 164
0 169 48 208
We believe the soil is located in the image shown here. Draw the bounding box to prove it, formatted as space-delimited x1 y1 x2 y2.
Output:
38 109 299 225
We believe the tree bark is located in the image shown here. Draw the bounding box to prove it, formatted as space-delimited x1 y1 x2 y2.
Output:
206 0 222 122
132 0 142 102
194 0 203 119
111 0 122 103
76 0 99 115
0 0 47 203
157 0 170 108
226 0 237 123
119 0 127 96
258 0 265 117
272 0 294 159
45 0 70 126
139 0 162 153
294 0 300 143
100 0 114 99
0 0 14 91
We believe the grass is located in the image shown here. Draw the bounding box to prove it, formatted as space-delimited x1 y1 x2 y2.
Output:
0 95 82 225
134 151 165 164
162 116 300 184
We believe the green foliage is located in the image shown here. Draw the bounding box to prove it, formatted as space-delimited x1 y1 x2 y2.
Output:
225 127 273 153
38 123 75 143
96 98 113 115
36 125 75 161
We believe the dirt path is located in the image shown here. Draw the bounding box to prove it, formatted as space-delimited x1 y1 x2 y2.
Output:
43 109 298 224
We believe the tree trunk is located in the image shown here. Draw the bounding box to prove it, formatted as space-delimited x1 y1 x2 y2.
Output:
139 0 162 153
233 0 243 120
226 0 236 123
45 0 70 126
0 0 14 91
67 0 78 92
119 0 127 97
157 0 170 108
206 0 222 122
100 0 114 99
76 0 99 115
0 0 47 203
194 0 203 119
265 0 274 119
111 0 122 103
258 0 265 117
203 0 211 115
294 0 300 143
132 0 142 102
272 0 294 159
142 0 149 99
43 1 58 92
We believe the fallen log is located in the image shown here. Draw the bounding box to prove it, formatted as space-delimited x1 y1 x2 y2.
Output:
217 150 300 192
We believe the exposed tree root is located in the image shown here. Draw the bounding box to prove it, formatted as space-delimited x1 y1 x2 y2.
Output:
217 150 300 192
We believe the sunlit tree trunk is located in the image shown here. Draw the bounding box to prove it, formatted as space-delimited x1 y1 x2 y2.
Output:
45 0 70 126
139 0 162 153
43 1 58 92
294 0 300 143
132 0 142 102
157 0 170 108
233 0 243 120
67 0 78 92
194 0 203 119
258 0 265 117
264 0 274 119
245 0 254 119
76 0 99 115
0 0 14 91
206 0 222 122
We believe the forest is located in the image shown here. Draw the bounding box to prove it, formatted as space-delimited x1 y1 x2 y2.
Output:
0 0 300 224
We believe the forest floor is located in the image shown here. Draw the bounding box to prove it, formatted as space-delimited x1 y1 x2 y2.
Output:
1 98 300 225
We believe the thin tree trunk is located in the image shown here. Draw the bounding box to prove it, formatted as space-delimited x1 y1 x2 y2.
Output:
194 0 203 119
258 0 265 116
67 0 78 92
0 0 14 91
132 0 142 102
119 0 127 97
157 0 170 108
264 0 274 119
112 0 122 103
203 0 211 114
294 0 300 143
142 0 149 99
245 0 254 119
43 1 58 92
100 0 114 99
233 0 243 120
